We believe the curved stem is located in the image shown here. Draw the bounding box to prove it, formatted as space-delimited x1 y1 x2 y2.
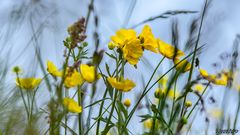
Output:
233 92 240 134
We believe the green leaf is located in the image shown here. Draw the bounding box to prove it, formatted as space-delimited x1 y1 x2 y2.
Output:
105 63 111 77
139 114 153 122
117 101 128 120
105 52 117 60
84 98 111 109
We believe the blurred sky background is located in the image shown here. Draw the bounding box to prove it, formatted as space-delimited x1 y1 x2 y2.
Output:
0 0 240 134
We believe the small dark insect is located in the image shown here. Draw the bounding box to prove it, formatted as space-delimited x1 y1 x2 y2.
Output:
205 117 209 123
195 58 199 67
209 96 216 104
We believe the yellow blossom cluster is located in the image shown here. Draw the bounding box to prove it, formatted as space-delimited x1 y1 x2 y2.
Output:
47 61 100 88
109 25 191 72
199 69 228 86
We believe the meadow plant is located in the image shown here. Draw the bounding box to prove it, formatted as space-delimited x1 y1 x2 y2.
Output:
1 0 240 135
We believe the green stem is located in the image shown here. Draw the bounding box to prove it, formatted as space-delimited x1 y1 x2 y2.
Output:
65 90 69 135
122 49 199 132
186 82 210 119
16 74 30 120
181 0 208 117
168 73 179 128
77 87 82 135
85 103 113 135
233 91 240 135
102 90 118 133
122 57 165 133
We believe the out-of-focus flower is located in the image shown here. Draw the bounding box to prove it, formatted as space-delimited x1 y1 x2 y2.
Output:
157 38 185 59
107 77 135 92
111 29 137 48
181 117 188 125
193 84 205 93
185 101 192 107
80 64 100 83
143 119 153 129
167 89 180 99
235 84 240 92
199 69 228 86
143 118 160 130
63 97 82 113
208 108 223 119
173 58 191 72
47 61 62 77
64 70 84 88
12 66 22 74
155 88 180 100
122 39 143 65
16 78 41 90
123 98 131 107
158 77 168 88
139 25 158 53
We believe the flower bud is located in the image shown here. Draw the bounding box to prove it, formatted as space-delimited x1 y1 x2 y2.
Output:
123 98 131 107
185 101 192 107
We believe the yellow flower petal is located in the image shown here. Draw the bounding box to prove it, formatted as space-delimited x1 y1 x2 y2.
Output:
199 69 209 78
158 77 168 88
107 77 135 92
110 29 137 48
16 78 41 90
167 89 180 99
199 69 228 86
47 60 62 77
64 70 84 88
143 119 153 129
193 84 204 93
155 88 179 100
174 58 191 72
122 39 143 65
80 64 98 83
208 108 223 119
63 97 82 113
157 38 185 59
139 25 158 53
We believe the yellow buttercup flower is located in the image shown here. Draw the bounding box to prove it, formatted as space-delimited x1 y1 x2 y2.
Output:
16 78 41 90
199 69 209 77
47 60 62 77
64 70 84 88
158 77 168 88
193 84 204 93
123 98 131 107
122 39 143 65
63 97 82 113
167 89 180 99
143 119 153 129
107 77 135 92
110 29 137 48
139 25 158 53
173 58 191 72
157 38 185 59
199 69 228 86
155 88 180 100
214 75 228 85
80 64 99 83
